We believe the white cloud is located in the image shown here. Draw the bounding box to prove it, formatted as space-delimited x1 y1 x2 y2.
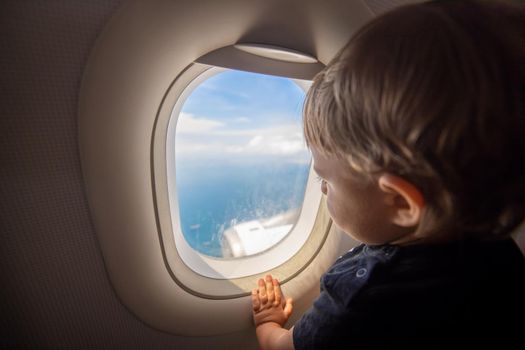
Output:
248 135 263 147
176 113 225 134
246 133 306 156
175 113 309 161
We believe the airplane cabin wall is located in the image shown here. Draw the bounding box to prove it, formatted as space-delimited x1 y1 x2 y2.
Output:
0 0 257 348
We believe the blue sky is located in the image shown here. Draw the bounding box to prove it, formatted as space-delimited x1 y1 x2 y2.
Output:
175 69 311 164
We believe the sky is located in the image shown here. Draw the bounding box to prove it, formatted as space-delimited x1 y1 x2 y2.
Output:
174 69 311 165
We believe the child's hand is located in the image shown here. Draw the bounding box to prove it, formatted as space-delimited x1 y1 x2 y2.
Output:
252 274 293 328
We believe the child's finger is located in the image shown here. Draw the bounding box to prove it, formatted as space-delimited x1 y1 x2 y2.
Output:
258 278 267 303
251 289 260 311
273 278 282 306
284 297 294 318
265 275 274 302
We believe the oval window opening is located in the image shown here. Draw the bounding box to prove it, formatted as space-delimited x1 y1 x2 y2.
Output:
173 68 311 259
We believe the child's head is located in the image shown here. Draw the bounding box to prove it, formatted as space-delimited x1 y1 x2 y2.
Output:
304 0 525 243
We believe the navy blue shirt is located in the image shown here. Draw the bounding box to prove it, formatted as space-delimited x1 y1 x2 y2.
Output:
293 238 525 349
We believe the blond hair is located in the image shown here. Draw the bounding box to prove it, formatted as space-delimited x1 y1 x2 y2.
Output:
304 0 525 238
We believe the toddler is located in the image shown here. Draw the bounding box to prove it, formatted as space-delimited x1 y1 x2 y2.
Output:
251 1 525 349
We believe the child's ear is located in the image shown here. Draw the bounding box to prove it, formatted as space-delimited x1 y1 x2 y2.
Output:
377 174 425 228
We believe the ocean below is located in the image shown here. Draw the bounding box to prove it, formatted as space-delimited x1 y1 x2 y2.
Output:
175 161 310 257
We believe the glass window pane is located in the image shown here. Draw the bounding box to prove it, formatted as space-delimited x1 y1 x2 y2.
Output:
174 69 311 258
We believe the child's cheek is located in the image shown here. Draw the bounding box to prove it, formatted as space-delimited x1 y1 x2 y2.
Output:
325 194 341 226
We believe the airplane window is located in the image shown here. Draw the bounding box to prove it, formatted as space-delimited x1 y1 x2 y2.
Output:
173 69 311 258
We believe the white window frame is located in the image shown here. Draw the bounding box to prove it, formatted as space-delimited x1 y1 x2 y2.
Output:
152 61 331 298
